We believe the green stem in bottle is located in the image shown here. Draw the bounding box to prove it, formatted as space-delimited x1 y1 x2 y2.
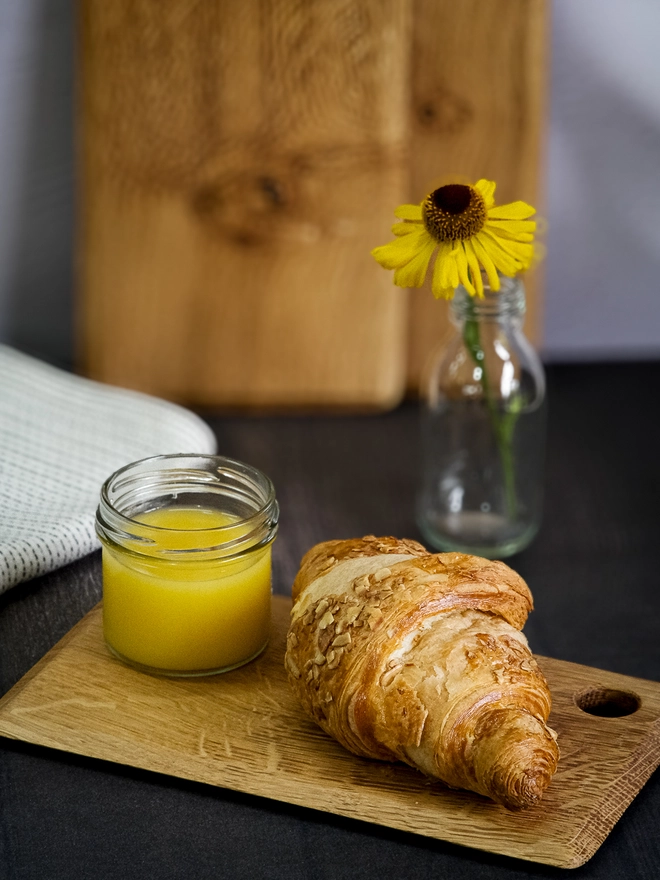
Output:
462 292 519 520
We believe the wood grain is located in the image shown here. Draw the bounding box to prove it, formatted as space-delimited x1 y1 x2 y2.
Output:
406 0 548 392
77 0 410 409
1 596 658 869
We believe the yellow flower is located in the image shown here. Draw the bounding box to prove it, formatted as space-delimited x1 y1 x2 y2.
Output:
370 179 536 299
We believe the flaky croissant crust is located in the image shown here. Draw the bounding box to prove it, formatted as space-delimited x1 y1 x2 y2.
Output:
286 536 559 810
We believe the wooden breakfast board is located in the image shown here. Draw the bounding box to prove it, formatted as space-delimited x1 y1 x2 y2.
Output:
0 596 658 869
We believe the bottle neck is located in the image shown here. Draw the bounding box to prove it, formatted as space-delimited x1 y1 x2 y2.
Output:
450 275 526 324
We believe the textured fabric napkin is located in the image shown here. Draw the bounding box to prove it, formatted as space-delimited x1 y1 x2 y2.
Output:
0 345 217 594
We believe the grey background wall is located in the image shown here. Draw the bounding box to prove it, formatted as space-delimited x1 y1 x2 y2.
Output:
544 0 660 361
0 0 74 368
1 0 659 371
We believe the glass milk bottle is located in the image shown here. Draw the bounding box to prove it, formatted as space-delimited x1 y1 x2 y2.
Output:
416 275 546 558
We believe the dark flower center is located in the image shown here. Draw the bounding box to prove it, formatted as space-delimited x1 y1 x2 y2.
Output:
432 184 472 215
422 184 487 242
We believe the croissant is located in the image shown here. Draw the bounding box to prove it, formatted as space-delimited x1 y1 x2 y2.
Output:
285 536 559 810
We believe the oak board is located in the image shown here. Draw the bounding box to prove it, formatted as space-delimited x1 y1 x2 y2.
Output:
0 596 658 869
78 0 410 409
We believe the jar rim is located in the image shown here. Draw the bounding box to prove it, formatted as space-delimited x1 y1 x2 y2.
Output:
96 453 279 561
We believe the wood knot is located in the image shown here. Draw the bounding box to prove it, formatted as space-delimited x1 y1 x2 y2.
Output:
416 87 473 134
191 184 222 216
258 176 287 208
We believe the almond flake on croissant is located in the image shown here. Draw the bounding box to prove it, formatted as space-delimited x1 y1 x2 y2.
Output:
285 536 559 810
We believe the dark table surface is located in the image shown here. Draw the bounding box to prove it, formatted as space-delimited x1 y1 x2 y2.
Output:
1 362 659 880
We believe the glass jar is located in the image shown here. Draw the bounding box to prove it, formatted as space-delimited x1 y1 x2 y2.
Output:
416 275 546 558
96 453 279 677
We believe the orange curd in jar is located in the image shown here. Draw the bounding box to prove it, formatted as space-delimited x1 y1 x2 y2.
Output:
96 455 279 676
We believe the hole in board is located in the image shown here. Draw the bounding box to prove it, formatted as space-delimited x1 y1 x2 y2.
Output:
574 687 641 718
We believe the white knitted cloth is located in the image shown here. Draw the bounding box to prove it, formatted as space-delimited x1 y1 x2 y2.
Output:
0 345 217 593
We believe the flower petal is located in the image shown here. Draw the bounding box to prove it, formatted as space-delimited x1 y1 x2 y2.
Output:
503 239 534 266
531 241 547 267
463 241 484 297
474 179 496 208
431 243 456 299
391 220 423 237
471 234 501 290
371 229 432 270
486 229 534 243
476 231 520 277
393 236 436 288
430 282 455 300
394 204 423 221
487 200 536 221
485 218 536 241
454 243 475 295
437 241 455 290
481 228 534 271
447 246 459 289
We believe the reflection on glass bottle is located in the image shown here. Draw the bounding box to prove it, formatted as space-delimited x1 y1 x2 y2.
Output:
416 275 546 559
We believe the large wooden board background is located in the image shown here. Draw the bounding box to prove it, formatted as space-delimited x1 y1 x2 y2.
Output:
407 0 547 391
1 596 658 870
77 0 547 408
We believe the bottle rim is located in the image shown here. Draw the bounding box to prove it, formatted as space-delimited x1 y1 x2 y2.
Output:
95 453 279 562
450 273 526 320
